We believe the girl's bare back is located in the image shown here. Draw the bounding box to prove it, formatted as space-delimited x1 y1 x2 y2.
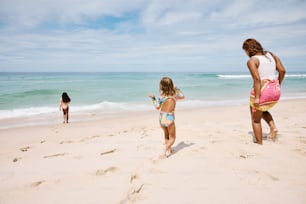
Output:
161 98 176 112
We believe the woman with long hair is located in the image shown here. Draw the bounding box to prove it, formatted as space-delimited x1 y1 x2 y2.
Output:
242 38 286 144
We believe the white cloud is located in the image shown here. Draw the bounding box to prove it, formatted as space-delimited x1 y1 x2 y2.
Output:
0 0 305 72
0 0 147 27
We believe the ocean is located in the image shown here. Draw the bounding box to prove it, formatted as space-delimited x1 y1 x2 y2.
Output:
0 72 305 128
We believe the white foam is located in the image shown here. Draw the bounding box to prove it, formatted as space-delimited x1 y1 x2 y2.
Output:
218 74 306 79
218 74 251 79
0 101 152 119
0 107 58 119
1 95 305 120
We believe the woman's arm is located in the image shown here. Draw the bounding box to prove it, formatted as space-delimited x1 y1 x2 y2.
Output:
273 54 286 85
247 57 261 105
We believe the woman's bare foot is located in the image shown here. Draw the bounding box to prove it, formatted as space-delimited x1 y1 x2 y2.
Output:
269 128 278 141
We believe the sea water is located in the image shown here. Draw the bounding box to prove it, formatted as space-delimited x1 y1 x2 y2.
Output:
0 72 305 128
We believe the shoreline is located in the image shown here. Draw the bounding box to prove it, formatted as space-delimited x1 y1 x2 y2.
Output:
1 97 305 130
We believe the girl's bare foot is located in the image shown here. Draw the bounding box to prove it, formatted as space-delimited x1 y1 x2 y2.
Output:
159 148 172 159
165 148 173 158
165 150 171 158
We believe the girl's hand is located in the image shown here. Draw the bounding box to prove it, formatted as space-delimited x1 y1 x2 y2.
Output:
148 93 154 98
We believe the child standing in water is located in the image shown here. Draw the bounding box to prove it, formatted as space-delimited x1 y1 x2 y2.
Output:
59 92 71 123
149 77 184 158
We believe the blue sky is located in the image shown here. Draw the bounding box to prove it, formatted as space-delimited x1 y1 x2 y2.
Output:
0 0 305 72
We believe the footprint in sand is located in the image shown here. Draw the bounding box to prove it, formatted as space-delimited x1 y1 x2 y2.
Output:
30 180 46 188
20 146 31 152
136 144 152 151
100 149 117 156
119 184 144 204
79 135 101 143
12 157 22 162
126 181 144 202
299 140 306 144
191 146 206 153
118 173 144 203
51 127 59 134
140 128 149 139
239 154 254 159
129 184 144 195
60 140 74 144
96 166 117 176
244 170 279 182
43 153 66 158
130 174 138 183
294 148 306 156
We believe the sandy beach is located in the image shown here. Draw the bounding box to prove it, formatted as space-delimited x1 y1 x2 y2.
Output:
0 99 306 204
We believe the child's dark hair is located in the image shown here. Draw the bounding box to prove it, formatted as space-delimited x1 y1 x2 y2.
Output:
62 92 71 103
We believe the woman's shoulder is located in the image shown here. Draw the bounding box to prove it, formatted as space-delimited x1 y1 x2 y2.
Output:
265 51 280 61
247 56 260 65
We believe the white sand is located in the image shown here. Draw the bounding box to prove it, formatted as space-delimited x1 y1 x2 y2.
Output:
0 99 306 204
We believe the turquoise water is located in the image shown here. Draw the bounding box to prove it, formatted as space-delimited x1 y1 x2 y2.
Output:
0 72 305 120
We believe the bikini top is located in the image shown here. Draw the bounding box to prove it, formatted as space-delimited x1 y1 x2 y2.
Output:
151 87 185 111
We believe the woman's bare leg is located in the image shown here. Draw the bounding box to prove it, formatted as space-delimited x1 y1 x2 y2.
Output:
62 112 66 123
250 107 263 145
63 109 69 123
262 111 278 140
66 112 69 123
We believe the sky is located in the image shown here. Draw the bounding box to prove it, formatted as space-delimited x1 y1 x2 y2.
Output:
0 0 305 72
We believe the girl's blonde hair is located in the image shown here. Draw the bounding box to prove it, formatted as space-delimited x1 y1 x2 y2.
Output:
160 77 176 96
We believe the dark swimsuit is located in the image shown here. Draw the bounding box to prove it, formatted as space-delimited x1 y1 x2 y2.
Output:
62 107 69 115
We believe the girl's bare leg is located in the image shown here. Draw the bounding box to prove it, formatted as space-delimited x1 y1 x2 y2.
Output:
161 125 169 145
250 107 263 145
165 123 176 156
63 109 69 123
159 126 169 158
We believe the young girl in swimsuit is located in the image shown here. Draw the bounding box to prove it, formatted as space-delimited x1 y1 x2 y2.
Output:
59 92 71 123
149 77 184 158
